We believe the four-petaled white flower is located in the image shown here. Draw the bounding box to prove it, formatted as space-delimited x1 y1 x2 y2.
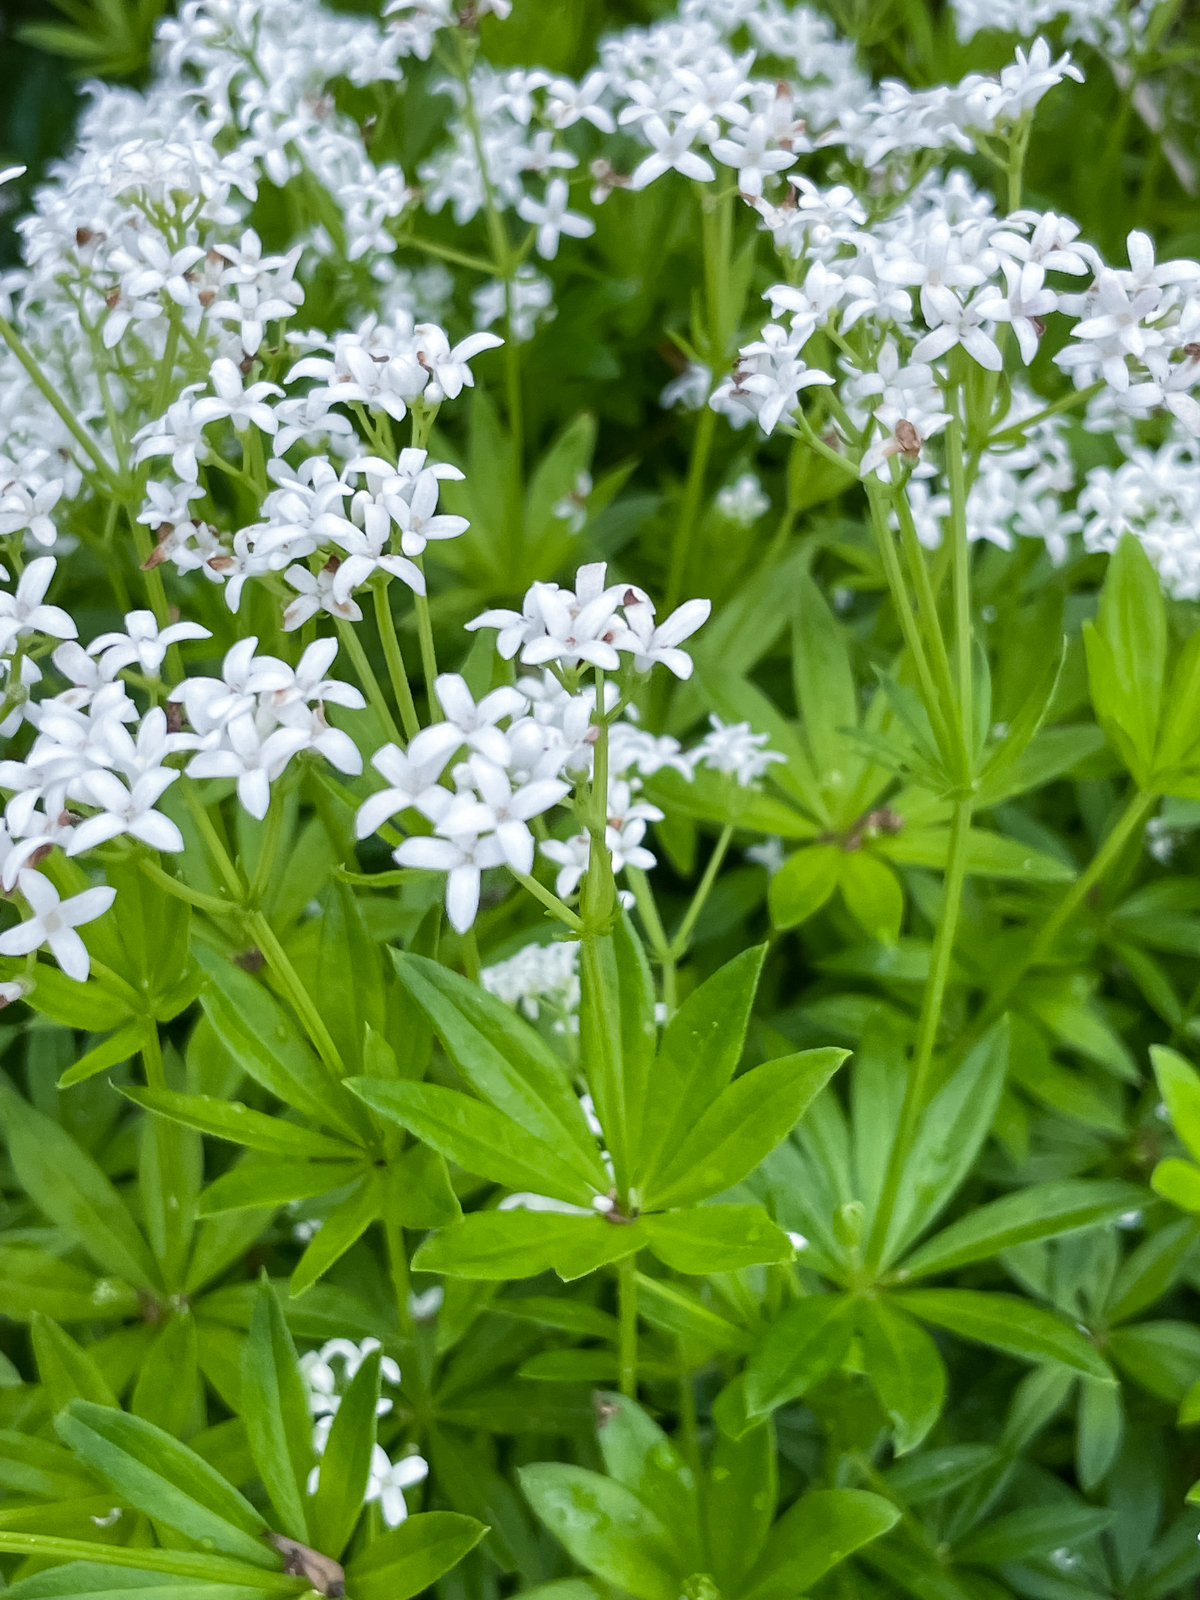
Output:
192 358 283 434
0 869 116 982
0 559 77 652
88 610 211 677
518 178 595 261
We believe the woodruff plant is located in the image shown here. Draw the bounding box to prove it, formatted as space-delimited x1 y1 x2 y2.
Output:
3 0 1200 1595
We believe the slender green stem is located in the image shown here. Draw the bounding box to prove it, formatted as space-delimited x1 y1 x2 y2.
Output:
945 418 974 768
627 864 677 1015
503 276 524 470
976 787 1159 1034
246 910 347 1079
0 315 115 483
510 869 583 932
138 855 241 918
374 583 421 741
865 796 972 1270
670 824 734 959
666 407 716 611
412 569 441 716
384 1216 414 1338
865 480 955 762
393 229 498 276
618 1257 639 1399
336 617 402 744
986 380 1105 446
891 487 957 734
141 1019 167 1091
182 781 245 902
249 785 286 908
461 927 481 982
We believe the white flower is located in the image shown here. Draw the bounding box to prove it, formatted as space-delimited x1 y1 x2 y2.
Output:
88 611 211 678
366 1448 428 1528
0 868 116 982
710 114 797 197
67 768 183 855
393 831 507 933
355 740 449 839
449 755 570 875
192 358 283 434
0 478 63 548
412 326 504 403
134 390 209 482
0 559 77 652
419 674 527 768
282 564 363 631
990 257 1057 366
913 284 1005 371
186 716 309 819
617 595 711 678
630 108 716 189
716 474 769 525
546 72 614 133
691 716 787 786
540 832 592 898
518 178 595 261
552 471 592 534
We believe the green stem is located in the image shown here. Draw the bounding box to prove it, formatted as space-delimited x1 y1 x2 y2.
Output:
140 1018 166 1090
510 869 583 932
413 567 441 716
892 486 957 734
945 417 974 769
670 824 733 959
618 1257 638 1399
0 315 115 483
384 1216 414 1338
249 784 286 908
138 855 241 919
336 617 403 745
986 380 1105 446
666 407 716 612
246 910 347 1079
374 583 421 741
865 795 972 1270
182 781 245 902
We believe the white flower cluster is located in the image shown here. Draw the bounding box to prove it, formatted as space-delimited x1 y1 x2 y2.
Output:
1080 438 1200 599
300 1336 427 1529
948 0 1166 51
482 938 581 1024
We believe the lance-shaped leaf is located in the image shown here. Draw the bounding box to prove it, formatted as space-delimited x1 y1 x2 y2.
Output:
241 1278 316 1542
595 1395 700 1574
309 1347 379 1558
347 1079 600 1207
636 944 765 1187
55 1402 275 1567
519 1464 680 1600
414 1211 647 1282
858 1299 945 1456
392 953 607 1187
0 1540 300 1593
743 1295 857 1423
289 1174 381 1298
642 1048 847 1209
0 1248 138 1324
893 1290 1115 1381
344 1511 488 1600
123 1087 361 1161
6 1564 269 1600
0 1082 158 1289
198 1159 363 1216
898 1179 1148 1279
738 1489 901 1600
642 1206 795 1275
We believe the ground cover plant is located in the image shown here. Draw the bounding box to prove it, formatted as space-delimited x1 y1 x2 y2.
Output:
3 0 1200 1596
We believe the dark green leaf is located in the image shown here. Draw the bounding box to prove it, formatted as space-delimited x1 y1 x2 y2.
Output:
739 1489 901 1600
893 1290 1114 1380
344 1511 488 1600
858 1299 945 1455
241 1278 315 1541
518 1463 679 1600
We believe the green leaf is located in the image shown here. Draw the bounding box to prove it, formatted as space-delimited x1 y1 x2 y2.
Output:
840 852 904 943
644 1048 847 1209
290 1174 380 1297
1091 531 1166 780
123 1087 359 1160
1151 1157 1200 1212
898 1180 1147 1279
0 1248 137 1323
0 1430 101 1500
0 1082 157 1288
792 577 858 785
518 1463 679 1600
1109 1320 1200 1402
642 1205 795 1274
426 1427 542 1579
58 1021 146 1088
1076 1378 1123 1492
31 1313 118 1409
636 944 765 1189
55 1402 273 1566
198 1158 362 1215
587 916 657 1170
24 966 132 1032
954 1503 1113 1565
316 880 384 1076
241 1278 315 1542
393 953 607 1186
633 1275 752 1356
413 1211 646 1281
881 1020 1009 1267
346 1079 599 1207
344 1511 488 1600
594 1394 700 1574
893 1290 1114 1380
1152 1044 1200 1164
858 1299 946 1455
0 1539 299 1593
131 1313 199 1440
310 1348 379 1558
769 844 842 930
193 945 364 1144
743 1295 857 1422
739 1489 901 1600
5 1564 266 1600
708 1418 776 1595
386 1144 461 1229
876 828 1075 882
